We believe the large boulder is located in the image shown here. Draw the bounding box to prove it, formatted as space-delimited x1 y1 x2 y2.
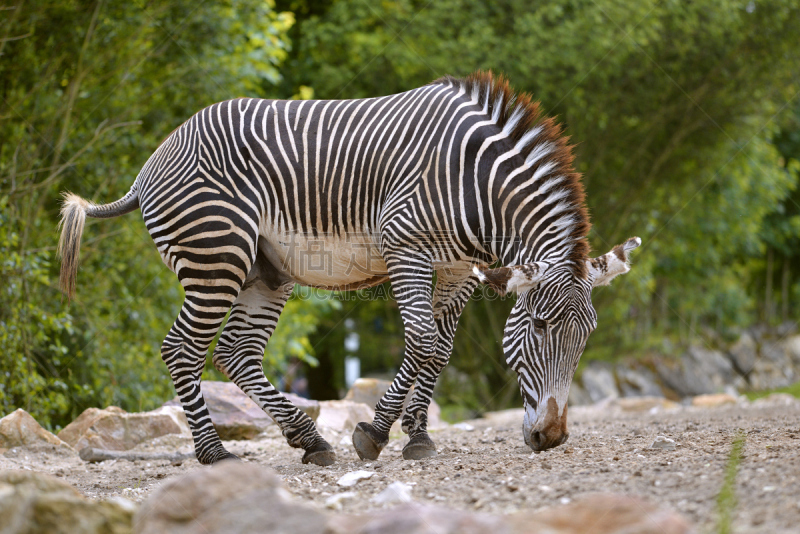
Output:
0 469 134 533
727 332 757 376
163 381 319 440
58 406 189 451
746 339 798 390
655 347 740 397
0 409 74 455
615 364 663 397
345 378 446 431
134 461 327 534
568 381 593 406
747 359 795 391
580 363 619 402
316 400 375 433
786 335 800 366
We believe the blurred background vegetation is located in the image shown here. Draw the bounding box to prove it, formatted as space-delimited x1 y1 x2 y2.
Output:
1 0 799 429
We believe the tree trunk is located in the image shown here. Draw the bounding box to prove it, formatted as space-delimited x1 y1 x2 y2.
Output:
765 247 774 324
782 257 790 323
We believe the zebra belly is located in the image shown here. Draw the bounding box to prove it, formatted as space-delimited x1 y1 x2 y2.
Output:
260 230 389 289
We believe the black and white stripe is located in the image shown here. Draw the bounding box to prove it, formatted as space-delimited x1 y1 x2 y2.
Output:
59 72 621 462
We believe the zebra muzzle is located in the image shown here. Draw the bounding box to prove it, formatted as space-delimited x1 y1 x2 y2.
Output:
523 397 569 452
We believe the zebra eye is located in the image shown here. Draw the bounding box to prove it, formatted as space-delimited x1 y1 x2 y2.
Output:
533 318 546 329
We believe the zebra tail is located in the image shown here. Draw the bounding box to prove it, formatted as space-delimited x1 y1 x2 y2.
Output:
57 187 140 299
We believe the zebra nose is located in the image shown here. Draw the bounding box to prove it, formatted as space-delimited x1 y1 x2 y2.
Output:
527 428 568 451
529 430 546 451
525 397 569 451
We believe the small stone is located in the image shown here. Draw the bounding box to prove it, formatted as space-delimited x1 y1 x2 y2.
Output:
453 422 475 431
372 481 413 505
336 470 375 487
650 436 676 450
339 434 353 447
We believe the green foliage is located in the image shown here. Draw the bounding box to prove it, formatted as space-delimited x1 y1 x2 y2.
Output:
745 380 800 401
0 0 301 428
278 0 800 409
3 0 800 426
715 430 746 534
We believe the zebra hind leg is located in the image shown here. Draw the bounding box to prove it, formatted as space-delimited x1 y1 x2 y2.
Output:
162 302 239 464
212 279 335 466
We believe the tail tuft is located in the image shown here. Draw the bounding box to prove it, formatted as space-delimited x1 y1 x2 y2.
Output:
57 193 91 300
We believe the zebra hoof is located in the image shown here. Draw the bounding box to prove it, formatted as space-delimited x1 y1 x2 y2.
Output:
402 435 438 460
302 441 336 466
352 422 388 461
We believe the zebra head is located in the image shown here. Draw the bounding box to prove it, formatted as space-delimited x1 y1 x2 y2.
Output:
475 236 641 451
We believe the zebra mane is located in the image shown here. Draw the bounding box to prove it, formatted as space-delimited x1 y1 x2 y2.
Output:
431 71 591 279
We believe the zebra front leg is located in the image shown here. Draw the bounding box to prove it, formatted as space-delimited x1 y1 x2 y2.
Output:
212 280 335 466
353 254 437 460
402 273 477 460
162 300 237 464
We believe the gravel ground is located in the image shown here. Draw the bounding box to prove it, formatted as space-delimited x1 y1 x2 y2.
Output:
2 399 798 533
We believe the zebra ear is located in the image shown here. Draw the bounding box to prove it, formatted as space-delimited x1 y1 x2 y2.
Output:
587 237 641 287
473 262 549 295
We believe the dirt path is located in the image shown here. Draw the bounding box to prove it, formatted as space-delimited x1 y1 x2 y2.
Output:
2 399 798 533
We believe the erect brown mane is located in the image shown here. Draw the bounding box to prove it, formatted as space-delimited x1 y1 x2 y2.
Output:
431 71 592 279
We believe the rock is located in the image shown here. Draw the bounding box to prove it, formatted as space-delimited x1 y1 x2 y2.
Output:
134 461 327 534
58 406 190 451
580 363 619 402
452 422 475 431
0 469 133 533
57 406 126 446
507 493 693 534
728 332 757 375
691 393 738 408
0 409 75 455
325 492 357 510
609 397 679 412
655 347 737 397
345 378 446 431
344 378 392 408
163 381 319 440
615 365 663 397
336 470 375 487
327 504 508 534
650 436 677 450
317 400 375 432
568 382 593 406
747 359 795 391
481 409 524 427
785 336 800 366
752 393 798 407
372 481 413 505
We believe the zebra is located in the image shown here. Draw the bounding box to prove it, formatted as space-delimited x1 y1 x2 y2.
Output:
58 71 639 465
